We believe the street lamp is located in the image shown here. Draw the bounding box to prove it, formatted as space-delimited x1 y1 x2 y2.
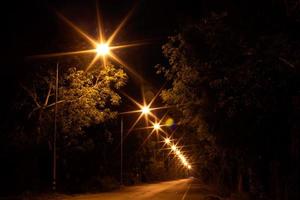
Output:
119 102 153 183
164 138 171 145
119 103 153 186
31 3 145 190
176 150 182 156
171 144 177 151
153 122 160 130
141 105 150 115
96 43 110 56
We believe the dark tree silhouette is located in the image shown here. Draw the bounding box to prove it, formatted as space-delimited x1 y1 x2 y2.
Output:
157 10 300 199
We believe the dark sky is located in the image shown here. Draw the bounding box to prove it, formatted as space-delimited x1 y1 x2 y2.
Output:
0 0 203 118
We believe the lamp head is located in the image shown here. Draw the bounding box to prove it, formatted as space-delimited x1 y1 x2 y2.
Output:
96 43 110 55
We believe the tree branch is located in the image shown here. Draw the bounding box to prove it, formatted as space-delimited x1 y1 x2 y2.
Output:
44 82 53 106
279 57 295 68
45 100 66 109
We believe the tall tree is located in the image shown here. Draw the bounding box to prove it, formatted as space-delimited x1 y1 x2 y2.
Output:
156 12 300 199
19 63 127 143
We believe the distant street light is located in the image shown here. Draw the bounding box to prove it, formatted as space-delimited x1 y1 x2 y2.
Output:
153 122 160 130
122 94 194 172
164 138 171 145
141 105 150 115
175 149 181 156
171 145 177 151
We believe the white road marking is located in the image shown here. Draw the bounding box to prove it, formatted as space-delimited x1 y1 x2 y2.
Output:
181 183 192 200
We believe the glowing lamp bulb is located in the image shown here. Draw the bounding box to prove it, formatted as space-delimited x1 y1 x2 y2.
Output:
141 106 150 114
164 138 171 144
153 123 160 130
188 165 192 169
96 43 110 55
171 145 177 151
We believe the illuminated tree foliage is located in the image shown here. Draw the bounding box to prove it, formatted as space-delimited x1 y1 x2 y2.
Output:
157 12 300 198
20 63 127 142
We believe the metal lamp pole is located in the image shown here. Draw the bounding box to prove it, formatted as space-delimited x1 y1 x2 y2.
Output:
120 116 124 186
53 63 59 191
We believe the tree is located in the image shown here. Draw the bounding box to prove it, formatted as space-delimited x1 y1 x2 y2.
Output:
19 63 127 142
156 12 300 199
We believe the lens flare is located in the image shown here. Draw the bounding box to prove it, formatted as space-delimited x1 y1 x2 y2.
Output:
165 118 174 127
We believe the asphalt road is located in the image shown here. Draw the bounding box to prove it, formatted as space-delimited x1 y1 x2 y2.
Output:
62 178 220 200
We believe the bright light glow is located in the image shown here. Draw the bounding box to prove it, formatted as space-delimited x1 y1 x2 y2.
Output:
188 165 191 169
120 92 193 170
164 138 171 144
153 123 160 130
171 145 177 151
31 5 146 81
96 43 110 55
141 106 150 115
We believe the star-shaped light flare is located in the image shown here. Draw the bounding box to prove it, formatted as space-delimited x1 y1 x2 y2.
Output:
30 2 146 81
164 137 171 144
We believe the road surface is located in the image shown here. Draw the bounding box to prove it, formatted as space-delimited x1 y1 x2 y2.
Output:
61 178 220 200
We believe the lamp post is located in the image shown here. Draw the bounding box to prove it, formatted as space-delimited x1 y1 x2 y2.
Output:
53 63 59 191
120 116 124 186
95 42 127 185
51 43 110 190
119 105 151 186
